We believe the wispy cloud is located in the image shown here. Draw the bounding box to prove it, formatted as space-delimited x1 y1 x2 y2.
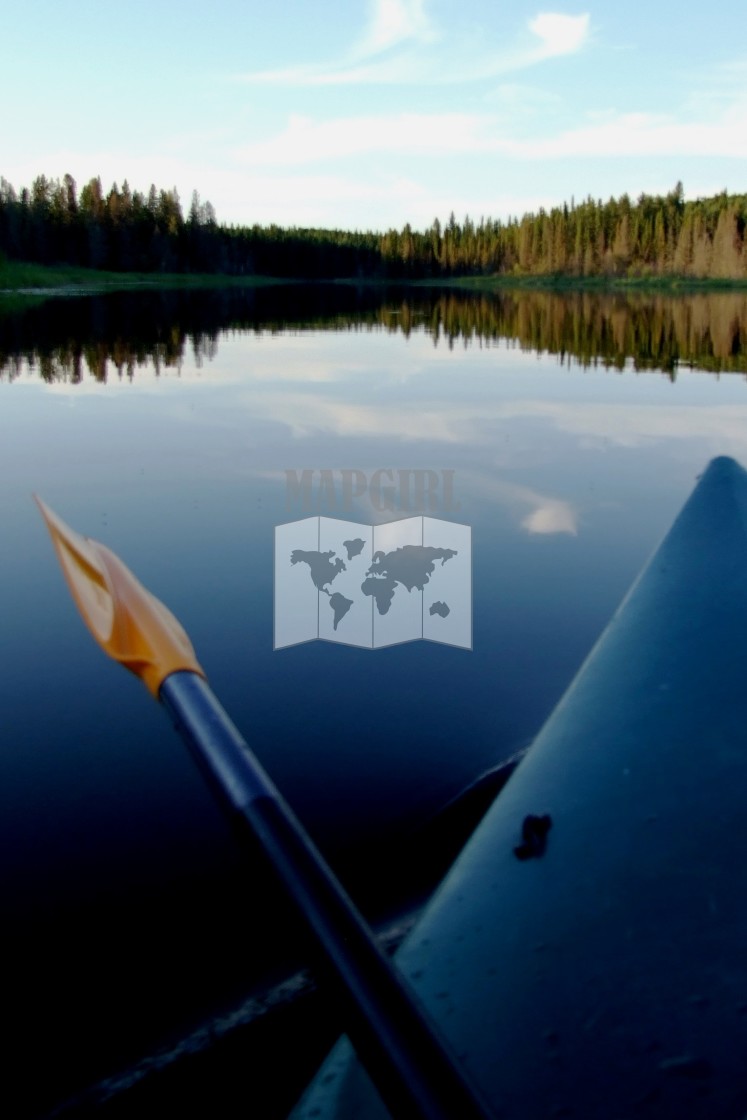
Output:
351 0 435 57
512 102 747 159
486 479 579 535
522 501 578 535
527 13 590 61
237 7 591 87
235 92 747 169
236 113 492 166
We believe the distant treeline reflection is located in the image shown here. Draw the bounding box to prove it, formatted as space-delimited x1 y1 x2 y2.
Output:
2 286 747 381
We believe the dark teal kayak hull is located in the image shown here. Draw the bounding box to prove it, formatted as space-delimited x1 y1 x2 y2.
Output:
295 455 747 1118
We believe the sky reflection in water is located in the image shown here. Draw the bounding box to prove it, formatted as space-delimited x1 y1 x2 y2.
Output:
5 318 747 862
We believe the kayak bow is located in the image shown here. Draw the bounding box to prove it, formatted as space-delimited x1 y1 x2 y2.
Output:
295 455 747 1119
35 496 491 1120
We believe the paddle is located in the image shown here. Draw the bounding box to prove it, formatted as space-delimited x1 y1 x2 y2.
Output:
35 497 492 1120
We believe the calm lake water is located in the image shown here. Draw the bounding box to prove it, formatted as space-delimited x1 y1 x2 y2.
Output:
3 285 747 1115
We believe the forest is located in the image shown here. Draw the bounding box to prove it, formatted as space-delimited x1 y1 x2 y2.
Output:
1 174 746 282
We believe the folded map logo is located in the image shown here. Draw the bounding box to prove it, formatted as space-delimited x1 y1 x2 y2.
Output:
274 516 471 650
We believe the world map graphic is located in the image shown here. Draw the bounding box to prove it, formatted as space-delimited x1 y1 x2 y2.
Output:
290 541 458 631
274 516 471 650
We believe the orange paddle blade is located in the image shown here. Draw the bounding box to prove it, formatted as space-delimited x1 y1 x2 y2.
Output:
36 497 205 697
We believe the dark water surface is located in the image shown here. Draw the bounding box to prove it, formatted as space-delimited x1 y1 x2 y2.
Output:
2 285 747 1115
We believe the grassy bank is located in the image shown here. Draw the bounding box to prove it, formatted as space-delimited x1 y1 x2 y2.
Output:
0 259 293 295
4 258 747 298
423 272 747 293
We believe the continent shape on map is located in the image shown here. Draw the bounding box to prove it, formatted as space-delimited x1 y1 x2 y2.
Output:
368 545 457 591
361 575 397 616
328 591 354 630
363 545 458 615
290 549 346 591
343 538 366 561
430 601 450 618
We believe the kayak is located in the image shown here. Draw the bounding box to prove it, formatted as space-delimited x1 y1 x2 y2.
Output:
293 455 747 1119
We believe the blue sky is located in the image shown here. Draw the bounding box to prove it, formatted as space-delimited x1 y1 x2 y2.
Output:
3 0 746 230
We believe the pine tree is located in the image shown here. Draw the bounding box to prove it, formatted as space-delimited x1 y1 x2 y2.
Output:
672 209 694 275
711 205 744 279
691 211 713 278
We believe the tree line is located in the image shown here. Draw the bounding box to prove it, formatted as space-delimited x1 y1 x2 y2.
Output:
1 175 747 282
4 287 747 383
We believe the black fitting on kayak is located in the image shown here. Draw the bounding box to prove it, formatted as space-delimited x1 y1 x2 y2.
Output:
513 813 552 860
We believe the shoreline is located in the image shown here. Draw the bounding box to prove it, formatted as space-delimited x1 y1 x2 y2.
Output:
3 260 747 299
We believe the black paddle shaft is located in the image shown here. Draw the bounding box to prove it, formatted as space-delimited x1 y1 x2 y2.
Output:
159 671 492 1120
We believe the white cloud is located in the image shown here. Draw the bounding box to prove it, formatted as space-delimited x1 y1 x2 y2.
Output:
269 98 709 175
227 384 747 464
237 9 591 87
353 0 434 57
528 13 590 60
522 500 578 535
468 399 747 460
236 113 491 166
489 478 579 535
234 92 747 173
483 82 564 110
512 104 747 159
234 55 413 88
